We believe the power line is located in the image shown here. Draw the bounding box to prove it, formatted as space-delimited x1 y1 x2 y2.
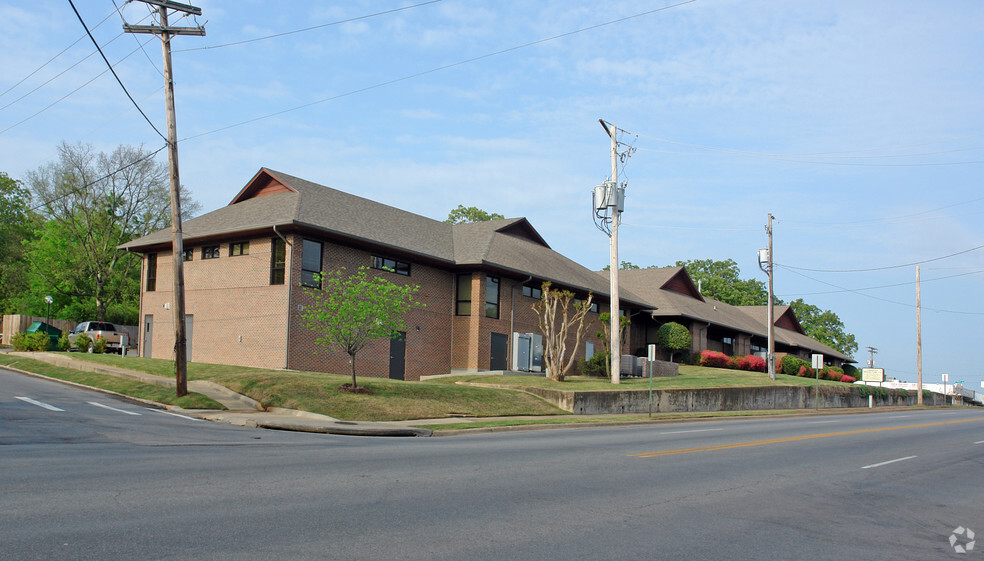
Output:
778 265 984 316
173 0 444 53
181 0 697 142
780 269 984 297
67 0 166 141
777 243 984 273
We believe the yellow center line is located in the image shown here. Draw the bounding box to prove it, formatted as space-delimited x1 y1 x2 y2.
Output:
630 417 984 458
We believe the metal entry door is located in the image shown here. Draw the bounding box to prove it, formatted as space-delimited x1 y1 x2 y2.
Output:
389 332 406 380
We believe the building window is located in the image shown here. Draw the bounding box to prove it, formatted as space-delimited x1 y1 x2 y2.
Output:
485 276 500 319
230 241 249 256
182 249 193 262
372 256 410 276
301 239 322 288
522 285 542 299
145 253 157 292
455 274 472 316
202 245 220 260
270 238 286 285
574 298 599 313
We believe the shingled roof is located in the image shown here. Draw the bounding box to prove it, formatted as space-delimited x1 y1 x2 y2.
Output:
122 168 645 302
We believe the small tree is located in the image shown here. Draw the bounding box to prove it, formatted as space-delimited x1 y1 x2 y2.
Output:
301 267 422 390
596 312 630 379
445 205 504 224
532 282 593 382
655 322 691 362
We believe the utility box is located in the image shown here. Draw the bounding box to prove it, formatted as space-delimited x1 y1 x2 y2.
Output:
511 332 544 372
593 182 625 212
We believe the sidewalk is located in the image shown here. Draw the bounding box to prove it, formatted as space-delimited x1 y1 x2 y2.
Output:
8 352 431 437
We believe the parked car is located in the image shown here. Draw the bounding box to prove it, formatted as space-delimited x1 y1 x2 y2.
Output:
68 321 129 353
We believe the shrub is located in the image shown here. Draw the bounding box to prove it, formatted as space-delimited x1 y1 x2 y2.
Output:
842 363 858 377
840 375 856 384
28 331 51 352
57 334 71 352
797 365 815 378
580 352 609 377
698 350 731 368
11 332 29 351
92 336 108 354
781 355 809 376
74 332 92 353
744 354 766 372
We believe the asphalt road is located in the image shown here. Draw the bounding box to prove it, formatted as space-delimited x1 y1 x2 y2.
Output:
2 368 982 560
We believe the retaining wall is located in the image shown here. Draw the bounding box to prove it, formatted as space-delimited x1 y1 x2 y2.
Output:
518 385 949 415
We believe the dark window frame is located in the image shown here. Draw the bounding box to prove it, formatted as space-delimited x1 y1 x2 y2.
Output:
455 274 472 316
485 276 500 319
522 285 542 299
182 249 193 262
146 253 157 292
270 238 286 285
230 241 250 257
202 245 220 260
371 255 410 276
300 239 323 288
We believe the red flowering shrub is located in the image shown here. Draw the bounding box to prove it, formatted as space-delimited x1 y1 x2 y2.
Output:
734 356 750 370
840 375 857 384
698 350 731 368
744 354 766 372
797 365 815 377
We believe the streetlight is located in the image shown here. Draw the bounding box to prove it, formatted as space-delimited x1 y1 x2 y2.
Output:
44 296 53 329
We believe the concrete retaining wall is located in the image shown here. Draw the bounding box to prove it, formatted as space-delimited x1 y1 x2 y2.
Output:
523 385 948 415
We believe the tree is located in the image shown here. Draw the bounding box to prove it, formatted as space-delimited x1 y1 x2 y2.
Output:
25 142 199 323
301 267 422 390
0 172 38 314
676 258 768 306
445 205 504 224
655 321 691 362
788 298 858 357
602 261 659 271
595 311 630 379
532 282 593 382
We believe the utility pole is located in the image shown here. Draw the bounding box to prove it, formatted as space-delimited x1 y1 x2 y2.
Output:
759 215 776 380
605 120 621 385
916 266 923 405
867 346 878 368
124 0 204 396
766 213 775 380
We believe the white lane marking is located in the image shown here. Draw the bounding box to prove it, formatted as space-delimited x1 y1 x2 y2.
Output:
145 408 202 422
15 396 64 411
975 441 984 445
88 401 142 416
862 456 917 470
659 428 723 435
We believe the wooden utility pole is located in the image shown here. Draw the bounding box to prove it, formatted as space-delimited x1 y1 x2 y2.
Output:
766 213 775 380
124 0 204 396
605 121 621 385
916 266 923 405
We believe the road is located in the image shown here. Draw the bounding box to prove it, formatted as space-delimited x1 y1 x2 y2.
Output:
2 367 982 560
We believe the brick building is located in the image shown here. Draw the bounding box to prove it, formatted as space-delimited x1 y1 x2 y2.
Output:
122 168 851 381
122 168 640 381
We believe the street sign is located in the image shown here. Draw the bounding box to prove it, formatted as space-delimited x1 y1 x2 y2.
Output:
861 368 885 382
811 354 823 370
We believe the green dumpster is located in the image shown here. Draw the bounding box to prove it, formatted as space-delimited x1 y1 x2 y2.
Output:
26 321 62 351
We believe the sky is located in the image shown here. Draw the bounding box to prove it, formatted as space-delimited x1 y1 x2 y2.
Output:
1 0 982 392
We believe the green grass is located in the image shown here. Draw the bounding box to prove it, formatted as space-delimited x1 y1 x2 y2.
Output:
0 354 222 409
34 353 567 421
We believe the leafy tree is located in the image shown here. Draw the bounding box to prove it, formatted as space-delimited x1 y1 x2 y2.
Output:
25 142 199 324
532 282 593 382
445 205 504 224
0 172 38 314
788 298 858 357
675 258 769 306
655 321 691 362
595 311 630 379
602 261 659 271
301 267 422 390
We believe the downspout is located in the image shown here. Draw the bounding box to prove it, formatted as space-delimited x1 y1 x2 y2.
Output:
273 226 293 369
510 275 534 370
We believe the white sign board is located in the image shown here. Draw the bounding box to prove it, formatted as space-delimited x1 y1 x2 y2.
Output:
861 368 885 382
811 354 824 370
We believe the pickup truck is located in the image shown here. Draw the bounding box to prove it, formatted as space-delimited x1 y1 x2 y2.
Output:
68 321 129 353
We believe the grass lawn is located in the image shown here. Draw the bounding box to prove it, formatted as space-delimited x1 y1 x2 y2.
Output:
7 352 858 422
30 353 568 421
0 354 222 409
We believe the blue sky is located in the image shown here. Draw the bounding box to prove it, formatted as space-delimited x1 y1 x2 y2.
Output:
2 1 982 391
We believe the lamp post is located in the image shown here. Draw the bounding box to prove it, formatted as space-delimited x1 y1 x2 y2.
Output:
44 296 53 330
